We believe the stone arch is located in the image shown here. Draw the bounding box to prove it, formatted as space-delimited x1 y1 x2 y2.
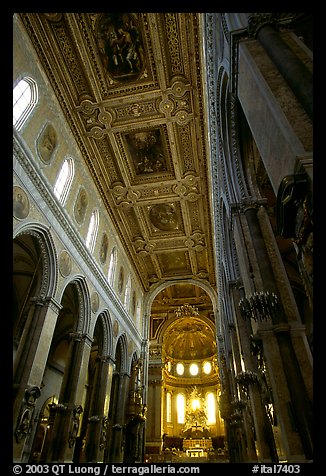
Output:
57 275 91 336
145 278 218 318
13 221 58 298
94 309 114 358
114 332 129 374
217 66 249 204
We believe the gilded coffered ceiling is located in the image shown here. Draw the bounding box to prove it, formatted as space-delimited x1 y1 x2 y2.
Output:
19 13 216 293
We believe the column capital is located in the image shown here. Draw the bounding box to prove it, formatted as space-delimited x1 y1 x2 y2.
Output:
248 13 276 38
231 198 267 215
96 354 114 364
228 278 244 290
248 13 308 38
69 332 93 346
29 296 62 314
272 323 291 334
44 296 63 314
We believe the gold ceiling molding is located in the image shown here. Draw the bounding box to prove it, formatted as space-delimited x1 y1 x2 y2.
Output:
19 13 216 291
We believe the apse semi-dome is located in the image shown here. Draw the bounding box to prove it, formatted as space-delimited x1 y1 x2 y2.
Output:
163 316 216 360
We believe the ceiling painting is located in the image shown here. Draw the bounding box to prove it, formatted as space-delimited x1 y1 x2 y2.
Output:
96 13 145 81
19 13 216 291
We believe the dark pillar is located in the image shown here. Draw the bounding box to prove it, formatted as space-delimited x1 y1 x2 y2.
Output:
248 15 313 120
244 205 313 459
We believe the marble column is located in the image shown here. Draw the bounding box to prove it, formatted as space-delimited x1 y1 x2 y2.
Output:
229 283 258 462
231 283 277 462
48 332 92 462
109 371 130 462
146 363 163 456
237 42 312 198
244 204 313 460
13 296 62 462
248 15 313 120
228 323 248 462
84 356 114 462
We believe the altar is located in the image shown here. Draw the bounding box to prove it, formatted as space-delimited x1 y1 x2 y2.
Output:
183 438 213 457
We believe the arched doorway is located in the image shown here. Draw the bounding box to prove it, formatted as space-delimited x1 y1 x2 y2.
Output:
145 283 226 463
13 227 58 462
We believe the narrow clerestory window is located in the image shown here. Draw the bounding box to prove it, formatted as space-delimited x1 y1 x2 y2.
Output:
13 77 38 131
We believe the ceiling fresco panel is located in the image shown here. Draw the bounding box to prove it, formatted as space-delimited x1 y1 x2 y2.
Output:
124 128 169 176
158 250 192 276
91 12 159 95
19 12 216 291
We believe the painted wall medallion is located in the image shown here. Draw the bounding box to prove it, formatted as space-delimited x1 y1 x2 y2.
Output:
74 187 88 224
91 292 100 313
118 266 124 294
59 250 72 277
99 233 109 264
37 123 57 163
13 186 30 220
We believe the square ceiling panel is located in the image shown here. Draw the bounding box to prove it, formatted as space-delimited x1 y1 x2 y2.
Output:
19 12 217 291
121 125 175 184
146 202 185 237
157 250 192 276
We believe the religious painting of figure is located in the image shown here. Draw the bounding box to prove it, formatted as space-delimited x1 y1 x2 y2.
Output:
13 186 30 220
131 291 137 316
59 250 72 277
37 123 57 163
100 233 109 264
118 266 124 294
74 187 88 224
96 13 145 80
91 292 100 313
125 128 167 175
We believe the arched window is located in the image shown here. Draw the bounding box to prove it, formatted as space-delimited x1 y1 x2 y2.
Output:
206 392 216 424
124 275 132 310
54 157 74 205
166 392 172 423
177 393 185 424
189 363 199 376
203 361 212 374
13 77 38 131
108 247 117 285
86 209 99 252
136 298 141 330
176 363 184 376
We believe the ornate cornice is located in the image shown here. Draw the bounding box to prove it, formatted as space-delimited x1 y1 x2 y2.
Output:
13 131 142 345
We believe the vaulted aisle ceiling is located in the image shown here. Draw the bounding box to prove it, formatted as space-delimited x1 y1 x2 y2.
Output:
19 13 216 293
